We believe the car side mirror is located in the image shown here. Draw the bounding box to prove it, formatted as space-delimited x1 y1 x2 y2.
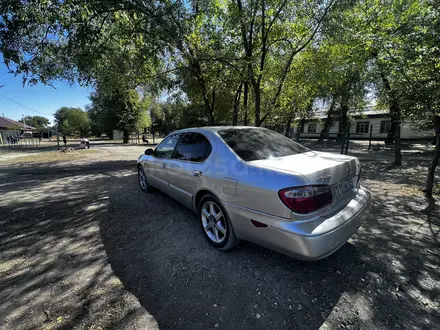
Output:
145 148 154 156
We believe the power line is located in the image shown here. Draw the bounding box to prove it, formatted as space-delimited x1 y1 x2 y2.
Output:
0 93 52 116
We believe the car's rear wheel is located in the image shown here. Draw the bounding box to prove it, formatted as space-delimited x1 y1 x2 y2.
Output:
198 194 240 250
138 166 153 193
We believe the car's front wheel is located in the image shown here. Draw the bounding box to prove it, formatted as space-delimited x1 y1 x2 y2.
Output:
138 166 153 193
198 194 240 250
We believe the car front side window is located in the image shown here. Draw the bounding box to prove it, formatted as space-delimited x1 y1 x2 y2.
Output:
155 134 180 159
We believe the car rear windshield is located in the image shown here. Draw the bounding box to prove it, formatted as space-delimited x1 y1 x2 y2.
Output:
217 128 309 161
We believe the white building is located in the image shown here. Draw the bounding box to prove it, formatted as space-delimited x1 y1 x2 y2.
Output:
292 109 434 140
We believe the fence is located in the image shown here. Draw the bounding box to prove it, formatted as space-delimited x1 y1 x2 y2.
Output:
112 129 164 144
293 131 351 155
291 121 404 154
0 130 42 149
128 131 163 144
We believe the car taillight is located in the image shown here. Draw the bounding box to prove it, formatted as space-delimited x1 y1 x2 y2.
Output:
278 185 332 214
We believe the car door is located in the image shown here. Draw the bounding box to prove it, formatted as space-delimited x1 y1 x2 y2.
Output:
167 132 213 209
147 134 180 194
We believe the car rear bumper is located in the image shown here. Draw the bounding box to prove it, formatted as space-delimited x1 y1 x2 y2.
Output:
225 186 371 261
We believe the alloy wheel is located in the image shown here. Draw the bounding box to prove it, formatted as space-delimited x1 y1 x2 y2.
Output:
138 168 147 190
201 201 227 243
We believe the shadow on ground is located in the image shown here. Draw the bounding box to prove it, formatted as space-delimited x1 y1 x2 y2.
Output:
0 161 158 330
99 159 440 329
100 183 361 329
1 153 439 329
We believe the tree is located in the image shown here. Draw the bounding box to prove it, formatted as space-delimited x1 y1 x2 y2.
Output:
19 116 50 130
230 0 337 126
87 82 151 142
389 1 440 194
327 0 440 190
54 107 90 136
0 0 339 128
325 0 430 166
2 0 439 197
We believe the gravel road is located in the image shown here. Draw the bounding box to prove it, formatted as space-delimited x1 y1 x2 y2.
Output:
0 143 439 330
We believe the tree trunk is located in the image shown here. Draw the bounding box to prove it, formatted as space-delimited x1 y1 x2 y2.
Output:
209 88 216 125
385 101 400 145
340 106 349 134
192 59 215 125
318 98 336 142
388 99 402 165
318 118 331 142
123 129 129 144
253 79 261 126
425 120 440 195
379 71 402 164
337 101 349 141
385 120 397 144
394 118 402 166
284 115 293 137
243 82 249 126
232 83 243 126
206 109 214 126
299 118 305 134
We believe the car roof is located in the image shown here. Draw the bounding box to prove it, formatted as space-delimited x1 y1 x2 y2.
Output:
173 126 267 134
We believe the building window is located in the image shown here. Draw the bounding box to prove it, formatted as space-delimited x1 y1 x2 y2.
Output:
356 121 370 134
380 120 391 133
307 123 317 133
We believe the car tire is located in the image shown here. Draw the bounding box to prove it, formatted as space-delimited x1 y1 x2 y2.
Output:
138 166 153 193
198 194 240 250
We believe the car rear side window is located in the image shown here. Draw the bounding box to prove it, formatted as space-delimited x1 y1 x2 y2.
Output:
173 132 212 162
217 128 308 161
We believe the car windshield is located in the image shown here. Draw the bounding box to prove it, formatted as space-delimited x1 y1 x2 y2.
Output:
217 128 309 161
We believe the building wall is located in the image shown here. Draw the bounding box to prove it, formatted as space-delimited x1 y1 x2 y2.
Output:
293 116 434 140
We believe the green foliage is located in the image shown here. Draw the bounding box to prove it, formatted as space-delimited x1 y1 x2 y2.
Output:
137 111 152 131
2 0 440 191
87 83 151 137
327 0 439 124
19 116 50 130
1 0 439 132
54 107 90 136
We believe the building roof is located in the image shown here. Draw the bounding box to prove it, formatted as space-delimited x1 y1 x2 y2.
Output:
307 106 388 120
0 116 37 130
177 126 256 132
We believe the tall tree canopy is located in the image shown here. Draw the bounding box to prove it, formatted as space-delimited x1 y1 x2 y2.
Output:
87 82 151 140
54 107 90 136
19 115 50 130
1 0 440 192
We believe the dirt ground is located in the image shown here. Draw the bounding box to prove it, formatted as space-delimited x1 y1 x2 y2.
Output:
0 141 439 330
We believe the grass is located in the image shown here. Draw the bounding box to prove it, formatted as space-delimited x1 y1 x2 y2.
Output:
1 149 104 164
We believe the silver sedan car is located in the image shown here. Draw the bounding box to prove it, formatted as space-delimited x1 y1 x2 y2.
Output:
137 127 371 260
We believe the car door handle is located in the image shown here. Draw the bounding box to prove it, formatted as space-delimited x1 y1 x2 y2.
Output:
161 162 167 168
192 170 202 177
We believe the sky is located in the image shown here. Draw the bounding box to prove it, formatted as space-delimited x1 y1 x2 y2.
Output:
0 56 92 125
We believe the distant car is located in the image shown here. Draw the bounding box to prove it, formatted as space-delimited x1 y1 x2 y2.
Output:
20 131 33 138
137 127 371 260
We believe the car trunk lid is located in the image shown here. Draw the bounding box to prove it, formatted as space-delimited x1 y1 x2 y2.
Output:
249 151 360 214
248 151 359 186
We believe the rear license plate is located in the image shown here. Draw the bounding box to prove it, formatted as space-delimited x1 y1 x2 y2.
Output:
335 177 355 197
